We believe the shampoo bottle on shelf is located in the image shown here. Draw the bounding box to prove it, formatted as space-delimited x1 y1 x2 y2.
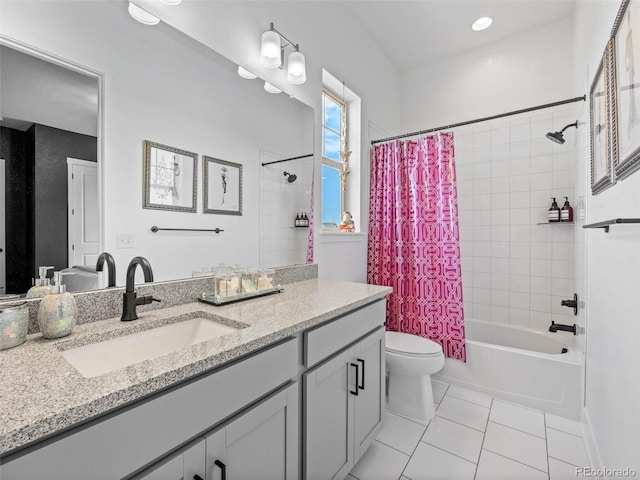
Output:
548 197 561 223
561 197 573 222
25 266 54 298
295 212 301 227
37 271 77 339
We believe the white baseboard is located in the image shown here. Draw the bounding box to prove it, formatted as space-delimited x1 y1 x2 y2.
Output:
581 406 604 469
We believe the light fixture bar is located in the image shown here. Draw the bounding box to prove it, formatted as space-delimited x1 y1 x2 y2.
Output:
268 22 297 51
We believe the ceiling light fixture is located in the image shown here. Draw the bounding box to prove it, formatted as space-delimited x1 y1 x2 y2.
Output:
159 0 182 4
264 82 282 94
128 2 160 25
237 66 257 79
260 22 307 85
471 16 493 31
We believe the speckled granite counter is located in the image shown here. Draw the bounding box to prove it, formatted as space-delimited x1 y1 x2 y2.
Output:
0 279 391 456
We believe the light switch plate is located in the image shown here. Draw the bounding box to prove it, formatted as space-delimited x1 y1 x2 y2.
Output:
117 234 134 249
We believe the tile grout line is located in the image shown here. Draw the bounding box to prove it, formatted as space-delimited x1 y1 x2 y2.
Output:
544 414 551 480
489 419 547 440
435 413 488 433
473 396 494 480
482 447 551 475
545 424 583 439
397 412 433 480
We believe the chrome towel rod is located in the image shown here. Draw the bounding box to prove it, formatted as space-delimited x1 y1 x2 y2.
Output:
150 226 224 234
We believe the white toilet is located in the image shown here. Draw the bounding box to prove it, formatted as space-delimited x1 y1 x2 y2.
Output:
385 331 445 421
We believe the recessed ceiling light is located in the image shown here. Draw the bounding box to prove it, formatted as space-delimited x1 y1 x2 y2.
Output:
128 2 160 25
471 16 493 32
237 66 257 80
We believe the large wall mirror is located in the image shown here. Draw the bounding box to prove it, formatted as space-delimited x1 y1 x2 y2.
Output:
0 1 313 296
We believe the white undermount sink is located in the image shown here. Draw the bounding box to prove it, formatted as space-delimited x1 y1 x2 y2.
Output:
61 316 242 378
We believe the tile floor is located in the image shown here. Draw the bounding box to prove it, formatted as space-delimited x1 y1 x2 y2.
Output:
348 380 589 480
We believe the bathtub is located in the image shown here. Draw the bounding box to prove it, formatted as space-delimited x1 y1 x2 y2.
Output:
433 318 583 420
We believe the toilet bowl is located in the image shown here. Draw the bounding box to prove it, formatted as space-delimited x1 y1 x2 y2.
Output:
385 331 445 421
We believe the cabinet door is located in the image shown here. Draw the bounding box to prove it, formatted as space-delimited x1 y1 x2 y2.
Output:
353 327 385 459
206 383 298 480
137 439 205 480
304 347 356 480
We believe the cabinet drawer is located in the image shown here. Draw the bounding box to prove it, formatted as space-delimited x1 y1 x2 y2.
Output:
2 338 298 480
304 300 386 368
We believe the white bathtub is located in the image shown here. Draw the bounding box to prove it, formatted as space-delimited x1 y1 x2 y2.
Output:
433 318 583 420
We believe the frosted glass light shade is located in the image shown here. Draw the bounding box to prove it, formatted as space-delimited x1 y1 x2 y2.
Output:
471 16 493 31
159 0 182 4
261 30 282 68
128 2 160 25
287 50 306 85
237 66 257 79
264 82 282 94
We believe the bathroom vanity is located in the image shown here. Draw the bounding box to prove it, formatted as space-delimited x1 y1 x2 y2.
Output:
0 279 391 479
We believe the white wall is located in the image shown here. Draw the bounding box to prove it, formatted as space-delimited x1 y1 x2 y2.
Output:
1 1 313 285
572 0 640 471
135 0 403 282
401 19 575 133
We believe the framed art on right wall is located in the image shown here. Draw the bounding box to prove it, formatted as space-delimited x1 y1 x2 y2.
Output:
611 0 640 180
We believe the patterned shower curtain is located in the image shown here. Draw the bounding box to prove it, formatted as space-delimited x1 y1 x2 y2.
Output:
367 132 466 361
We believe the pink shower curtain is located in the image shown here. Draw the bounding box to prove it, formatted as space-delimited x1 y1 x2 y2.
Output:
367 132 466 361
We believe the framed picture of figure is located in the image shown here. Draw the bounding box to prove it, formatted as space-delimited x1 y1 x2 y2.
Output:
203 156 242 215
590 42 615 195
611 0 640 180
143 140 198 212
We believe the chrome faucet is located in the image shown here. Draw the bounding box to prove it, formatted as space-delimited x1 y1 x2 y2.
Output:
121 256 160 321
96 252 116 288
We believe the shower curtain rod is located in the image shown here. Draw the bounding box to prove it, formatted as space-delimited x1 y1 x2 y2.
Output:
261 153 314 166
370 95 586 145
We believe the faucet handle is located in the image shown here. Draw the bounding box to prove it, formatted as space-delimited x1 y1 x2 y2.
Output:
138 295 161 306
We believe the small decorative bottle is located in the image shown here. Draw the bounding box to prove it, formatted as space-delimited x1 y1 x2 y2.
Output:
37 272 77 339
560 197 573 222
26 266 54 298
548 198 561 223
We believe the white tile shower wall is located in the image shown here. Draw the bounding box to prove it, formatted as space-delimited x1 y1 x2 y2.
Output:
259 150 313 268
457 106 576 330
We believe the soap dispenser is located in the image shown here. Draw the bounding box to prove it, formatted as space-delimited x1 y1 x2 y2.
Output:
561 197 574 222
37 271 77 339
26 266 54 298
548 198 561 223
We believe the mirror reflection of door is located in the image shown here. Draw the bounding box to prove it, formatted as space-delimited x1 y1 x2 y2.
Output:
0 44 99 294
68 158 99 267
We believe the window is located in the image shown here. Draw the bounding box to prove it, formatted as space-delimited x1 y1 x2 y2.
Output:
322 89 348 229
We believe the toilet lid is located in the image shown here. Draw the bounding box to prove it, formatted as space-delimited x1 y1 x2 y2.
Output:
385 331 443 357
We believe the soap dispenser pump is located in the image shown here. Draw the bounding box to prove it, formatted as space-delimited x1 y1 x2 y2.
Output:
37 271 77 339
548 197 561 223
561 197 573 222
26 266 54 298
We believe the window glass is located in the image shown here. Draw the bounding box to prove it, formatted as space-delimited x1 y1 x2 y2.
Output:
321 164 341 228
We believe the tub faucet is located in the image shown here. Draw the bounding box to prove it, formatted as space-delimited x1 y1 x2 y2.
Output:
95 252 116 288
549 321 577 335
121 256 160 321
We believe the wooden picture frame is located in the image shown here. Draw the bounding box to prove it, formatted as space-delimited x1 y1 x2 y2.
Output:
143 140 198 212
203 156 243 215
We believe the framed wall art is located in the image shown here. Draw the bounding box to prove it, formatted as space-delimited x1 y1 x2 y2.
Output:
611 0 640 180
203 156 243 215
143 140 198 212
590 41 616 195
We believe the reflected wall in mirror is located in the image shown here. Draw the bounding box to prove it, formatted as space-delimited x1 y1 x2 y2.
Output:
203 156 242 215
143 141 197 212
3 1 313 292
0 44 99 295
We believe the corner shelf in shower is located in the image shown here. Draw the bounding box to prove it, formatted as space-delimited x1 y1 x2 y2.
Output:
582 218 640 233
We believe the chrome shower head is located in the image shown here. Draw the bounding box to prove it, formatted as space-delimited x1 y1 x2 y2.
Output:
546 121 578 144
284 171 297 183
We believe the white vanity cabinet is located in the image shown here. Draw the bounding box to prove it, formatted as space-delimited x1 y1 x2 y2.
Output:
137 440 206 480
303 301 386 480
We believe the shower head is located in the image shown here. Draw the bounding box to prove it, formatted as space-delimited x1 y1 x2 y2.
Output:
284 171 297 183
545 121 579 144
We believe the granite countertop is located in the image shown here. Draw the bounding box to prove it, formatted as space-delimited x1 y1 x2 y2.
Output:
0 279 391 456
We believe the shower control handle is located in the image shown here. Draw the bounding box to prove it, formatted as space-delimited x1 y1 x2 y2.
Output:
350 363 359 396
560 293 578 316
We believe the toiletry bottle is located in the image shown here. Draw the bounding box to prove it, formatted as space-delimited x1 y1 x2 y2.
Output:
561 197 573 222
26 266 54 298
548 198 561 223
295 212 301 227
37 272 77 339
303 212 309 227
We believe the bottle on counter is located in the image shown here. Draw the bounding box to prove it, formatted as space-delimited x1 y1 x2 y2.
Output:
560 197 574 222
25 266 54 298
548 197 561 223
37 271 77 339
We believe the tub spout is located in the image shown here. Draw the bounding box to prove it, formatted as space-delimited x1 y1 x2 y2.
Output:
549 321 577 335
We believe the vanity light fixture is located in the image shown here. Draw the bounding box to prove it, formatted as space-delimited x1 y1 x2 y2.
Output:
264 82 282 94
159 0 182 4
260 22 307 85
128 2 160 25
471 16 493 31
237 66 257 80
